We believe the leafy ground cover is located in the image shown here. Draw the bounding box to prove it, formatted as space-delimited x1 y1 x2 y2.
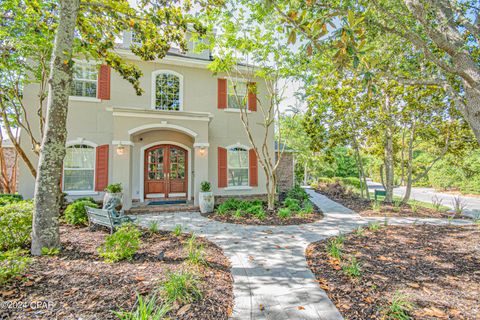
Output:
315 182 458 218
204 187 323 225
0 224 233 320
306 224 480 319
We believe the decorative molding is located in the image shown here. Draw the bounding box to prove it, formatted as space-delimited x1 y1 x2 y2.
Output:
66 138 98 148
193 142 210 148
128 123 199 138
225 142 251 150
112 140 134 146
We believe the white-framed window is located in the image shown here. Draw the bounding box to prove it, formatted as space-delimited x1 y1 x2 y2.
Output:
71 62 98 98
227 80 248 109
152 70 183 111
227 147 249 187
63 144 95 192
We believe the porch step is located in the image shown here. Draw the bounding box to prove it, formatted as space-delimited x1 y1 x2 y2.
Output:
126 204 199 215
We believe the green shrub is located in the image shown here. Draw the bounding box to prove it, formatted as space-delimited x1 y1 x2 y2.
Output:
105 183 123 193
327 238 342 260
277 208 292 219
0 249 31 284
173 225 183 236
161 271 202 304
317 177 334 185
64 200 98 225
342 256 362 277
244 204 266 220
200 181 211 192
383 292 413 320
98 223 141 263
216 198 241 213
283 197 301 212
114 293 171 320
298 202 314 217
232 209 244 219
286 186 309 202
341 177 362 189
41 247 60 256
368 222 381 231
148 221 159 233
0 201 33 250
0 194 23 206
185 234 205 266
73 196 96 204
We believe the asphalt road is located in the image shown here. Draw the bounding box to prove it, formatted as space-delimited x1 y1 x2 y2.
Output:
367 180 480 218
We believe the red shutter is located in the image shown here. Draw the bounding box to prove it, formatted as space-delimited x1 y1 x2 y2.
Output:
95 145 109 191
97 65 111 100
248 82 257 111
218 78 227 109
218 147 227 188
249 148 258 187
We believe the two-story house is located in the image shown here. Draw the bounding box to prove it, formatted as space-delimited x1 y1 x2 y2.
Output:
17 33 276 209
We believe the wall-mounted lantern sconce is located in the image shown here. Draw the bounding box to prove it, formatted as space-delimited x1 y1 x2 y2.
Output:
199 147 206 156
116 144 125 155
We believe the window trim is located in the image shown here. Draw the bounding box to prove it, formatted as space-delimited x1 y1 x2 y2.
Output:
226 143 250 187
151 70 184 111
63 140 98 194
226 77 249 110
70 60 99 99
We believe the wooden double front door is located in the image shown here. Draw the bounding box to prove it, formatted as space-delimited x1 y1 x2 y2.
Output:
144 144 188 199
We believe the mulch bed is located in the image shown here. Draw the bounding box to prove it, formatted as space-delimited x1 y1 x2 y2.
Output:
315 182 460 218
306 224 480 319
202 205 323 226
0 224 233 320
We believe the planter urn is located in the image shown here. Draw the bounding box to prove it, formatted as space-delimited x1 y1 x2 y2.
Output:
199 191 214 213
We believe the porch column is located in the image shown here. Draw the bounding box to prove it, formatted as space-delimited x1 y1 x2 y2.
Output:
112 143 133 209
193 143 209 206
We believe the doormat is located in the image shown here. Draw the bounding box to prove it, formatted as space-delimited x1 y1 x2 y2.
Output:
148 200 187 206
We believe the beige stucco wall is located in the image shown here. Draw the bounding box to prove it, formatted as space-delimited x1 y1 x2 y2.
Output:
18 54 275 206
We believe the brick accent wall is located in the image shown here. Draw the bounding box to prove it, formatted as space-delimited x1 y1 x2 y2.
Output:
0 146 18 193
276 152 294 194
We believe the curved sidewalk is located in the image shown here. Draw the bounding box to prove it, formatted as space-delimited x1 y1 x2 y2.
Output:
137 189 470 320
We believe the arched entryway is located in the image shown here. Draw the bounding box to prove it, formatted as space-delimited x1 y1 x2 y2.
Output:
144 144 188 200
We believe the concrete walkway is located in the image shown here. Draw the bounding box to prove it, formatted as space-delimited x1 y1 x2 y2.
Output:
137 189 471 320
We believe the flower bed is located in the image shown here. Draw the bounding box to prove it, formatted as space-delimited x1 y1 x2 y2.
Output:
0 224 233 320
203 186 323 225
306 224 480 319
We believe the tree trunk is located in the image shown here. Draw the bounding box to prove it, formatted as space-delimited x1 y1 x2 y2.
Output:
463 85 480 144
31 0 80 256
384 95 394 203
402 123 416 203
303 161 307 186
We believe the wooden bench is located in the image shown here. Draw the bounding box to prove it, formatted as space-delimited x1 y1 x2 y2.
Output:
85 206 136 234
374 189 387 201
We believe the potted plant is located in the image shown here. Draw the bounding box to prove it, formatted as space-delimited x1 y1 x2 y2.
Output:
199 181 214 214
103 183 123 211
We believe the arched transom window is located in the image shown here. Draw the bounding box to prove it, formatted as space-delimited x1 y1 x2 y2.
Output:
63 144 95 192
153 71 183 111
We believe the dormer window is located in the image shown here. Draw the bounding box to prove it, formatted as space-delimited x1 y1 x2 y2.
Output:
151 70 183 111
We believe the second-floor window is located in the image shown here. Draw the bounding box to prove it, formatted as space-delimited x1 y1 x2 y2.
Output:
227 80 248 109
154 71 182 111
71 62 98 98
